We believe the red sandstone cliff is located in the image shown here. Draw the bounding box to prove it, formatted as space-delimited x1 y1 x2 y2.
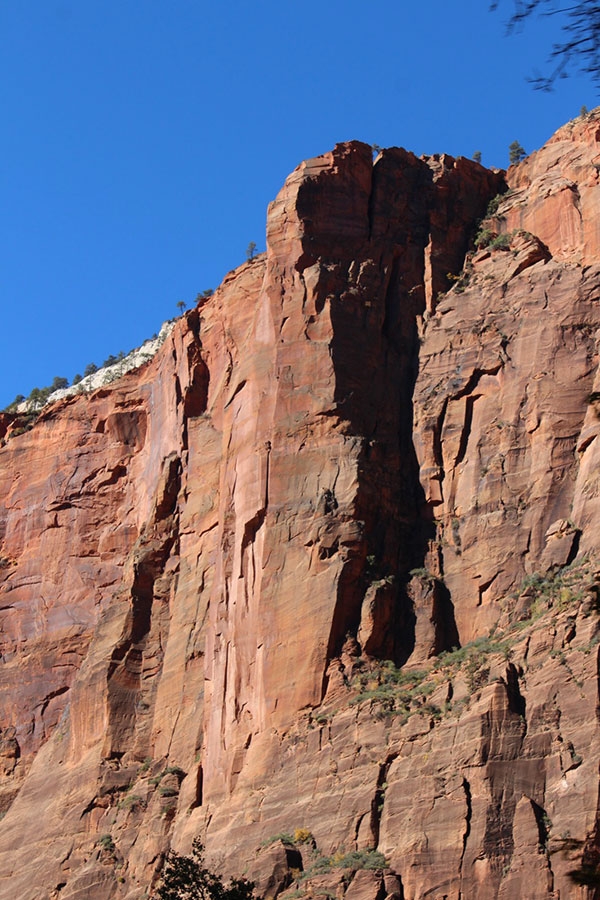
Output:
0 116 599 900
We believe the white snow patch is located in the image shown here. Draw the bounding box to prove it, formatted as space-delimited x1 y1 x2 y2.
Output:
16 320 176 413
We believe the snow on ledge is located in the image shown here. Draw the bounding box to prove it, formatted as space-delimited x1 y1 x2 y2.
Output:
19 320 176 413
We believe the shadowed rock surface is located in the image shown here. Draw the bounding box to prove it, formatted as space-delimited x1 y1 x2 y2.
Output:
0 117 599 899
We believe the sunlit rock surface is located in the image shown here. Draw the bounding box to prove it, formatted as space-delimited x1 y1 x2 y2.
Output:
0 117 599 900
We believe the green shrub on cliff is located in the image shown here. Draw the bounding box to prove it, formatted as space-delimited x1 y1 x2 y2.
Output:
301 847 387 879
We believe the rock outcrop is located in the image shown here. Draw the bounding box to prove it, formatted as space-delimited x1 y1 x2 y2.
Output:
0 117 599 900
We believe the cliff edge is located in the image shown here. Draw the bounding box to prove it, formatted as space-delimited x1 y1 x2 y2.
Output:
0 117 599 899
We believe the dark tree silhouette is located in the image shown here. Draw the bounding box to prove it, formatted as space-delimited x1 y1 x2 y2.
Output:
491 1 600 89
154 839 256 900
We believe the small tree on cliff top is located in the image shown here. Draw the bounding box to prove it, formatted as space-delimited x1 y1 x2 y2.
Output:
509 140 527 165
154 838 255 900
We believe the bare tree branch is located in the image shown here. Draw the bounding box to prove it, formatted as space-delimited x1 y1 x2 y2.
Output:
492 0 600 88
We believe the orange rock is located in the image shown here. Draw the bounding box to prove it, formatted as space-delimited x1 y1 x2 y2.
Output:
503 116 600 263
0 119 598 900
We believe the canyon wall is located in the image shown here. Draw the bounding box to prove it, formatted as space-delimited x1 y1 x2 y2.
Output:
0 117 599 899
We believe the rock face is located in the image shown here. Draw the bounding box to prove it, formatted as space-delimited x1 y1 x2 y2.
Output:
0 117 599 900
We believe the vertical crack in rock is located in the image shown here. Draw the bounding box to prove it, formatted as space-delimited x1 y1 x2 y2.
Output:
103 453 181 760
371 753 398 847
531 800 551 850
505 663 526 722
458 776 472 896
453 394 478 470
320 145 503 669
572 778 600 898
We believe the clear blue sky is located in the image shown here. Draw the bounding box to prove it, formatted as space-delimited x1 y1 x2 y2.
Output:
0 0 595 408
